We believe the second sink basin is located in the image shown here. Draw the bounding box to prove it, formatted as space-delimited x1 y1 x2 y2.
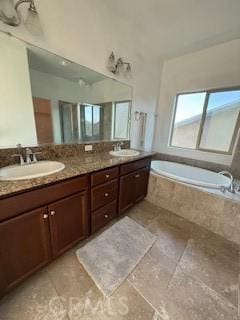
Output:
0 161 65 181
109 149 140 157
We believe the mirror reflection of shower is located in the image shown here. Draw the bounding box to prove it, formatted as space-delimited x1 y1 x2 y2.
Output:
59 102 131 144
135 111 147 147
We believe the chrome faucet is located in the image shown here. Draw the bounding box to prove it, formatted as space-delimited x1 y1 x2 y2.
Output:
26 148 33 164
113 142 124 151
12 153 25 165
219 171 235 193
12 145 41 165
25 148 41 164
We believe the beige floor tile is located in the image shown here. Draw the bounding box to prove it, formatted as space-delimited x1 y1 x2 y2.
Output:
136 200 163 214
0 271 66 320
100 281 155 320
147 216 189 262
128 239 177 310
151 206 194 236
67 281 155 320
190 223 239 260
157 267 238 320
67 285 103 320
46 251 95 304
179 239 239 307
127 203 159 227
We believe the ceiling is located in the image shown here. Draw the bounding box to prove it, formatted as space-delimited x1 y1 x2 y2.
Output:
99 0 240 60
27 45 107 84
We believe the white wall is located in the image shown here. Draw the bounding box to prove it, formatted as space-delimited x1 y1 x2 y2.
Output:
153 39 240 165
0 33 37 148
0 0 162 150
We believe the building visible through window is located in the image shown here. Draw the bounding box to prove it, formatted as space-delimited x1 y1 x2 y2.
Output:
170 88 240 154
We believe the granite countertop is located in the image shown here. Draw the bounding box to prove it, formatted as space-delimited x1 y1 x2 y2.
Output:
0 151 154 199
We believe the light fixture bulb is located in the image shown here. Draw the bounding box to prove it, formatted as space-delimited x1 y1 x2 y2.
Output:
107 52 116 73
28 0 37 13
125 63 132 77
60 60 71 66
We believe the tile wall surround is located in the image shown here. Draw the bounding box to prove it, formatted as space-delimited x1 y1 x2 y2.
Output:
0 140 130 168
146 174 240 245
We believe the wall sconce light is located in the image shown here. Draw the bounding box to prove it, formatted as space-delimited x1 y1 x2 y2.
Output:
107 52 132 76
0 0 37 26
78 78 90 88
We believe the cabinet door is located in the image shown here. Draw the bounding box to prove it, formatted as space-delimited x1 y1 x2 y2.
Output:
0 208 51 296
49 192 88 258
119 171 136 214
134 167 149 202
119 167 150 214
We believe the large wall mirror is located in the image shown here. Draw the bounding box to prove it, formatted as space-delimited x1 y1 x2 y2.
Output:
0 32 132 148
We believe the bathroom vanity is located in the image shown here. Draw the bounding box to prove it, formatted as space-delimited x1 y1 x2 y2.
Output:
0 155 151 296
0 30 152 296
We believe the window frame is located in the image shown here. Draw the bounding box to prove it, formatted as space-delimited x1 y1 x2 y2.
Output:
169 86 240 155
80 104 104 141
113 100 132 140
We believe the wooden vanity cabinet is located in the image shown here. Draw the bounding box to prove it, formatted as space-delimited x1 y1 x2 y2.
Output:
0 176 89 296
119 160 151 214
0 207 51 294
90 167 119 232
48 191 88 258
0 156 152 296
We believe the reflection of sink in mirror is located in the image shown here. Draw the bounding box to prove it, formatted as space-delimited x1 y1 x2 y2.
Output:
0 161 65 181
0 32 132 149
109 150 140 157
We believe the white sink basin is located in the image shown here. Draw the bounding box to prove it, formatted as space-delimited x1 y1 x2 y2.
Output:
0 161 65 181
109 149 140 157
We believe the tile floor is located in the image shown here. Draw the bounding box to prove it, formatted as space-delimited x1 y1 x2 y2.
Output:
0 200 239 320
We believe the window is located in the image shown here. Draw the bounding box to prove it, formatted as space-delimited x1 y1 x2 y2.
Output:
80 104 103 140
170 88 240 154
113 101 131 139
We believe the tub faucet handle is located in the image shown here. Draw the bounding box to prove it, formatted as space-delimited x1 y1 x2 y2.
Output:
220 186 226 193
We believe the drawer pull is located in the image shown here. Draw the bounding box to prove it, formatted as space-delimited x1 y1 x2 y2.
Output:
104 193 109 197
135 174 141 178
43 214 48 219
104 214 109 219
105 174 110 178
50 210 55 216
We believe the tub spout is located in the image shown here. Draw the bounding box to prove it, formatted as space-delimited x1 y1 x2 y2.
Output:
218 171 235 193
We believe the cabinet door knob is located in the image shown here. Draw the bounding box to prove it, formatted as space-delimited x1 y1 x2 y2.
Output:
43 214 48 219
135 174 140 178
105 174 110 178
50 210 55 216
104 214 109 219
104 193 109 197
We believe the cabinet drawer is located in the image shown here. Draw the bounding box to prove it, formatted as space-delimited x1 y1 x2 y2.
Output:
91 167 119 187
91 201 117 233
120 157 151 176
0 176 88 222
91 179 118 211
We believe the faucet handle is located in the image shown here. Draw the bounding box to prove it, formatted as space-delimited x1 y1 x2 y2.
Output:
112 144 117 151
12 154 25 165
33 152 42 162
